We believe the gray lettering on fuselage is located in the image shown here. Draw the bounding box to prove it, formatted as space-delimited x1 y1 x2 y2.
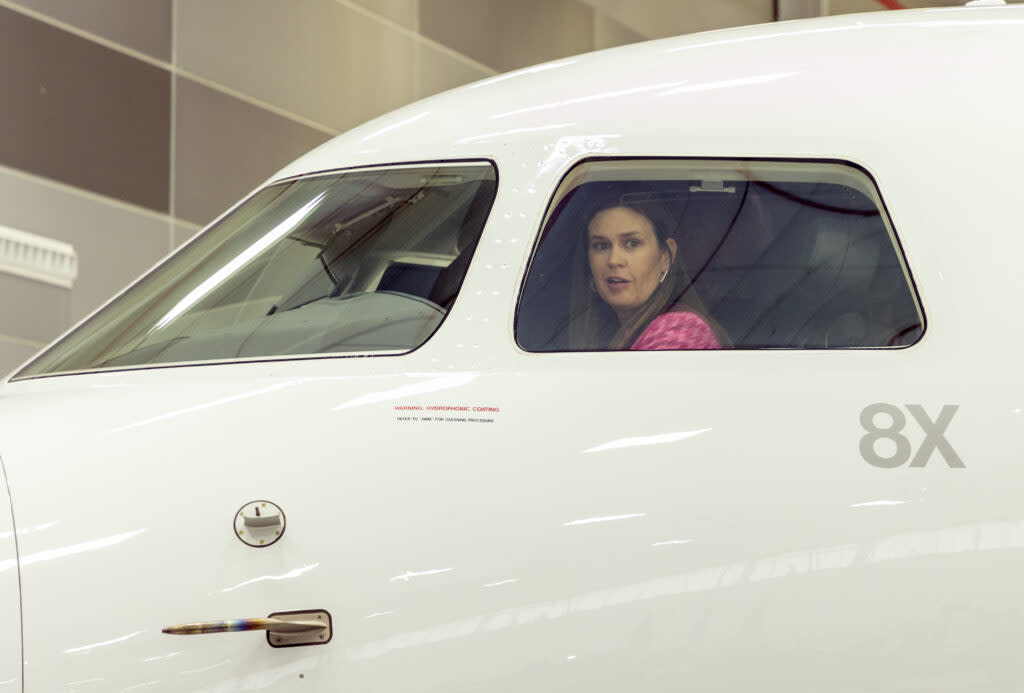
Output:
859 403 963 468
906 404 964 468
860 403 911 468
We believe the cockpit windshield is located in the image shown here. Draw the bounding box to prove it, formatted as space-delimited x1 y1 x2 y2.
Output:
15 162 497 378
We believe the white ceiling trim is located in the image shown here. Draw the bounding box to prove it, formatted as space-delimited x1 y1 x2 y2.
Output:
0 225 78 289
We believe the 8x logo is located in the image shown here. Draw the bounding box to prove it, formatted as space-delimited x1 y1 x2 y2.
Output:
859 403 963 468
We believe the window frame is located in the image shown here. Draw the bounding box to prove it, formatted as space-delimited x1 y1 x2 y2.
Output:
513 156 926 353
12 158 500 381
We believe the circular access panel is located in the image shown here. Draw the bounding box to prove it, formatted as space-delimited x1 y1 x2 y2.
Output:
234 500 286 547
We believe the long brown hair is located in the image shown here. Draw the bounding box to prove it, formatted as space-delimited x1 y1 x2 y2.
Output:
568 202 720 349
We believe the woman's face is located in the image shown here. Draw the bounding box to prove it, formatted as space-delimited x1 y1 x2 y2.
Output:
587 206 674 323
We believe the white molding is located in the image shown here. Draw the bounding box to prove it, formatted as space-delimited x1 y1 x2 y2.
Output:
0 225 78 289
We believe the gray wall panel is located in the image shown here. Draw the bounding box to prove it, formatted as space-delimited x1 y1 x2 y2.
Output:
351 0 419 29
595 13 646 50
581 0 773 39
0 338 39 380
0 167 171 321
0 273 70 343
0 6 170 212
173 76 330 225
7 0 172 60
172 221 202 249
420 0 595 73
415 42 492 101
175 0 416 131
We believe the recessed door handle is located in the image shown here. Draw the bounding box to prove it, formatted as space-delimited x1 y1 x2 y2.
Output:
162 609 331 647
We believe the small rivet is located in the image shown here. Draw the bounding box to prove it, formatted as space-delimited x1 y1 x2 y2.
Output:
274 530 280 535
238 530 244 535
319 634 324 639
318 615 323 620
259 539 265 545
261 503 267 507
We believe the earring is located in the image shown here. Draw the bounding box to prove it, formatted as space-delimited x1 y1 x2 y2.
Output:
659 269 668 284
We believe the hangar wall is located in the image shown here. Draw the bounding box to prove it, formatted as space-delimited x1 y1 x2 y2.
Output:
0 0 971 376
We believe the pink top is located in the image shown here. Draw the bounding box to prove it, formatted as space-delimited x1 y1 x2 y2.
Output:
630 311 721 351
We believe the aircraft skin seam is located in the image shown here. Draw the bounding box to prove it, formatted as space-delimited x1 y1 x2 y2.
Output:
0 453 24 693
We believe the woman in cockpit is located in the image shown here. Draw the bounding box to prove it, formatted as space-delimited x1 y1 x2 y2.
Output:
570 203 726 350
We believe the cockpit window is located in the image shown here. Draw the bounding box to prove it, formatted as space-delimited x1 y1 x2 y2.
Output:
16 162 497 377
516 159 923 351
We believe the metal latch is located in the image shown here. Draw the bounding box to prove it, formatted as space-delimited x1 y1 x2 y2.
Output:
163 609 332 647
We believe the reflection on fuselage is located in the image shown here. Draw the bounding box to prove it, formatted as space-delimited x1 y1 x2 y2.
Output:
332 372 478 412
563 513 646 526
108 381 315 434
0 520 57 541
390 567 453 583
62 677 105 688
0 528 144 574
351 517 1024 660
849 500 906 508
220 563 320 594
179 660 230 676
142 652 182 663
583 428 712 454
64 630 145 655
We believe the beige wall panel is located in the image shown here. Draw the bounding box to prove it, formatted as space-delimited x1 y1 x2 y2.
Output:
6 0 172 60
415 42 492 101
777 0 822 19
0 338 39 380
173 76 330 226
581 0 773 39
420 0 595 73
174 0 417 131
595 12 646 50
0 168 170 322
351 0 420 29
0 274 70 344
825 0 887 13
172 221 202 249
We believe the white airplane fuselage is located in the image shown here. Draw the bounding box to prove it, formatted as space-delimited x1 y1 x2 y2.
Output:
0 7 1022 692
